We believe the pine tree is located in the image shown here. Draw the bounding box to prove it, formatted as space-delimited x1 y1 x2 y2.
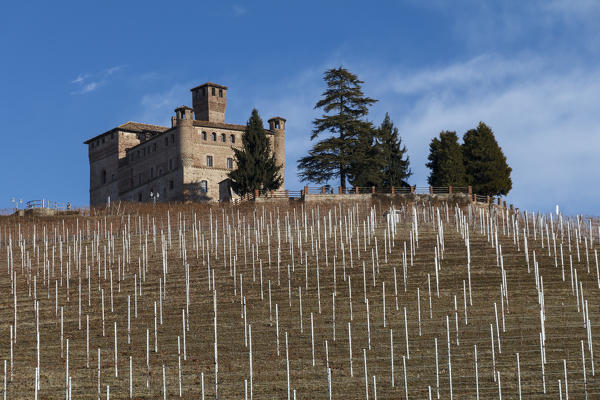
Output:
348 123 384 188
462 122 512 196
377 113 411 187
228 109 283 197
426 131 467 187
298 67 377 190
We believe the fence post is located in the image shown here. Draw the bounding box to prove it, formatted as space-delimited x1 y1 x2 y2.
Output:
429 186 433 195
304 186 309 197
486 195 490 204
322 186 326 194
355 187 359 195
338 186 343 195
254 189 259 200
285 190 289 199
391 187 395 195
468 186 472 196
448 186 453 194
410 186 415 194
498 197 501 206
371 186 375 194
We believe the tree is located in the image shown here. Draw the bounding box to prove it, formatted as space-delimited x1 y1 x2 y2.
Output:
228 109 283 196
377 113 412 187
462 122 512 196
347 122 384 188
426 131 467 187
298 67 377 190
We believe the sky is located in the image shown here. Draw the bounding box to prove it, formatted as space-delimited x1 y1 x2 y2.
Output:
0 0 599 215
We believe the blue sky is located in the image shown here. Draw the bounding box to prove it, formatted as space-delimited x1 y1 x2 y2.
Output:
1 1 599 215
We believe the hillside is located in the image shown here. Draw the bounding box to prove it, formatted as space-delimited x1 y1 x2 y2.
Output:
0 199 598 399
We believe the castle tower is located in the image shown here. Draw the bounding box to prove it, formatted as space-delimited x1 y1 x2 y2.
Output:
190 83 227 122
268 117 286 188
175 106 194 200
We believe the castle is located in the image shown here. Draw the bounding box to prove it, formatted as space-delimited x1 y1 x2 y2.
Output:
84 83 286 206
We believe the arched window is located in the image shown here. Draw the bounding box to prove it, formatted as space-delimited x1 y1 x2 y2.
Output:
230 134 235 143
221 133 226 143
206 155 213 167
212 132 217 141
200 180 208 193
202 131 207 140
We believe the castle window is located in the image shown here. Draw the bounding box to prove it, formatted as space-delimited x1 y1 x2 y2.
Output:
202 131 207 140
200 180 208 193
230 134 235 143
212 132 216 141
221 133 226 143
138 193 142 202
219 89 223 97
211 87 216 96
227 158 233 169
102 170 107 184
275 121 280 129
169 180 174 190
206 155 213 167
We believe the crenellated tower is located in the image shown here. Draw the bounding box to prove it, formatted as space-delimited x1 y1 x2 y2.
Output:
190 83 227 122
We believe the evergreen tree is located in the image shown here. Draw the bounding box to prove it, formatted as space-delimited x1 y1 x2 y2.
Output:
298 67 377 190
462 122 512 196
348 122 384 188
228 109 283 196
426 131 467 187
377 113 412 187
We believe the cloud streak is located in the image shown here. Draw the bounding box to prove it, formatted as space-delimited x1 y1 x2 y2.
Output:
70 65 126 94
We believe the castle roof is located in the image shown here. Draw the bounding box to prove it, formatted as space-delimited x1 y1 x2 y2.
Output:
190 82 228 91
84 122 169 144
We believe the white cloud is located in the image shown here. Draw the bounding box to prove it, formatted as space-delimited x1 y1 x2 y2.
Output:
70 65 126 95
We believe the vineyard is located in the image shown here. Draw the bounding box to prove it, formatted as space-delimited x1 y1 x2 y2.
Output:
0 198 598 399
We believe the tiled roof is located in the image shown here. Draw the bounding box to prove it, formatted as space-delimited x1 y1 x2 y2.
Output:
192 120 246 131
84 122 169 144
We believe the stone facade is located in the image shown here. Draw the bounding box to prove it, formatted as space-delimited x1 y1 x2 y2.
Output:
84 83 286 206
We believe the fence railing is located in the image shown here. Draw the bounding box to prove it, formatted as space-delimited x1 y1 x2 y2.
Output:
26 199 70 211
233 186 509 207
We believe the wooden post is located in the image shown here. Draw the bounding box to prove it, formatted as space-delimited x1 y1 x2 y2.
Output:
429 186 433 195
355 187 359 194
391 187 395 194
410 186 415 194
254 189 259 199
487 195 490 204
371 186 375 194
322 186 326 194
285 190 289 199
304 186 309 197
468 186 472 196
449 186 453 194
338 186 343 195
498 197 501 206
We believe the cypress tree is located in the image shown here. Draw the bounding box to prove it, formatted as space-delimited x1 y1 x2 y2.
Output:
228 109 283 197
426 131 467 187
348 123 384 188
377 113 411 187
298 67 377 190
462 122 512 196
